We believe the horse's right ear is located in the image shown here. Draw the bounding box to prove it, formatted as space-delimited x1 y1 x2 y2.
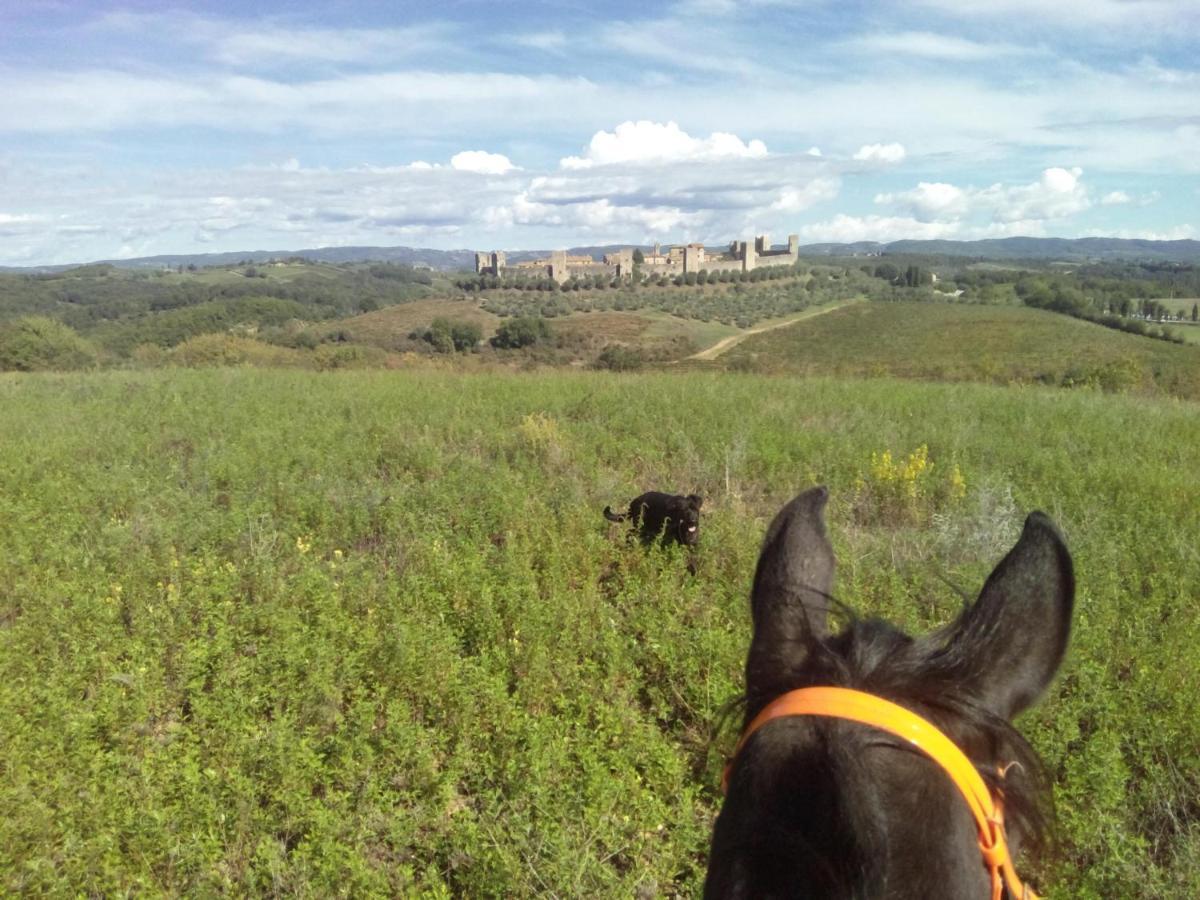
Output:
940 512 1074 720
745 487 836 699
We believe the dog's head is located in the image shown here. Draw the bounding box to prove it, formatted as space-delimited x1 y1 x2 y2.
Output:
671 494 703 545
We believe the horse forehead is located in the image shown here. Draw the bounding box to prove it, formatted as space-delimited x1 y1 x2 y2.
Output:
830 619 918 670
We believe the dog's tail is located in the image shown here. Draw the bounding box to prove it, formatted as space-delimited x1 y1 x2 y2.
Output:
603 505 627 522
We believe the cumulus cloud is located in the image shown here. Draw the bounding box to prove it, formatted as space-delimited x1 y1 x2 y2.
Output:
875 167 1092 225
560 121 767 169
1101 190 1132 205
450 150 517 175
874 182 969 222
984 166 1089 222
853 143 907 163
772 178 841 212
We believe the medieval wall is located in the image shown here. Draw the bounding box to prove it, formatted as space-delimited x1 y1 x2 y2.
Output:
473 234 799 282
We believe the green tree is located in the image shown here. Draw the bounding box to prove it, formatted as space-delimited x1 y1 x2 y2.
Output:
1192 303 1198 322
632 248 645 264
875 263 900 282
450 321 482 352
595 344 642 371
425 318 455 353
491 316 550 349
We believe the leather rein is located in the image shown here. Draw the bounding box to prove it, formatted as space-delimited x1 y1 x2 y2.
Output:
721 687 1038 900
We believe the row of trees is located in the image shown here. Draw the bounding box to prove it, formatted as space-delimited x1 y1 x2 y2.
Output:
455 262 806 295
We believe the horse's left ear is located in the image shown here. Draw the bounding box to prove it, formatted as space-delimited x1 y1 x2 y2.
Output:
942 512 1074 720
743 487 836 705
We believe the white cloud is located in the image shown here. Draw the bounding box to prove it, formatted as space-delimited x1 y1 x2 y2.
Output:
983 166 1090 222
875 167 1092 225
600 19 769 78
874 182 969 222
798 213 1058 244
911 0 1199 29
799 214 960 243
0 69 607 135
845 31 1032 61
0 142 840 264
96 12 458 69
1125 56 1200 85
450 150 517 175
771 178 841 212
1101 190 1132 205
490 192 705 236
560 120 767 169
853 143 907 163
512 31 568 52
1084 224 1195 240
212 25 455 67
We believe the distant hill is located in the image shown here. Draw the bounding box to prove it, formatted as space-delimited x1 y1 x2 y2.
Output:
0 244 653 274
3 237 1198 274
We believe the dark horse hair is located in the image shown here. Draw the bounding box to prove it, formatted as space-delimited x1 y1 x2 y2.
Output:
705 487 1074 899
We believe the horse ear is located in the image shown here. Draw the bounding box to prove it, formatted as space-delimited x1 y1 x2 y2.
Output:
746 487 836 696
943 512 1074 720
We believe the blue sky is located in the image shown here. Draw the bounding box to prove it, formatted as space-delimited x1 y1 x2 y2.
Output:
1 0 1197 265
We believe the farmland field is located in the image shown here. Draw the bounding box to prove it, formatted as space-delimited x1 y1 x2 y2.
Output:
2 368 1198 898
718 301 1200 399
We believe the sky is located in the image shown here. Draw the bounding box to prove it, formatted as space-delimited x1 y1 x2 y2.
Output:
1 0 1198 266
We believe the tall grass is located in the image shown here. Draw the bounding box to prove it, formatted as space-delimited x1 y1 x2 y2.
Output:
1 369 1197 897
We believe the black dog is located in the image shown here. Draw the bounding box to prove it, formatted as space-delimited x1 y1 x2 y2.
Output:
604 492 703 547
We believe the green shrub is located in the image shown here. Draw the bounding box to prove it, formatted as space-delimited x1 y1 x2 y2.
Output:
491 316 551 349
0 316 99 371
167 333 302 367
594 344 643 371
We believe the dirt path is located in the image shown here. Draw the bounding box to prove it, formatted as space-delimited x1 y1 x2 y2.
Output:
685 299 860 361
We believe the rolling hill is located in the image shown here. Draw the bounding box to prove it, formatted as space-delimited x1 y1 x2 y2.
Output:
715 301 1200 399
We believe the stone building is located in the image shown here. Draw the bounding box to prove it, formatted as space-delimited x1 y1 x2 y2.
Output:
474 234 799 283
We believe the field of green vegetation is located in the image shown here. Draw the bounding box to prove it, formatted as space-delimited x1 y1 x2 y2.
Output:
719 301 1200 400
2 368 1197 897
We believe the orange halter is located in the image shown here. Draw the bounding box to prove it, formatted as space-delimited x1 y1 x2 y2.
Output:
722 687 1038 900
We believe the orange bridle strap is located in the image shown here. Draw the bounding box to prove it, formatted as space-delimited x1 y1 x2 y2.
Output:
722 687 1038 900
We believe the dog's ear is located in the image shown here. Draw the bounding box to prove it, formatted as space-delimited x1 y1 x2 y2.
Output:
687 494 703 509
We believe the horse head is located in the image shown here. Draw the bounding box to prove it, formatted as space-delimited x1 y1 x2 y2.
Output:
706 486 1073 899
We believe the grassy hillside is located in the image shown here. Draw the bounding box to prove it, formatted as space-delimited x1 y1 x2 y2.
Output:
719 301 1200 399
1 369 1197 897
0 261 440 353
